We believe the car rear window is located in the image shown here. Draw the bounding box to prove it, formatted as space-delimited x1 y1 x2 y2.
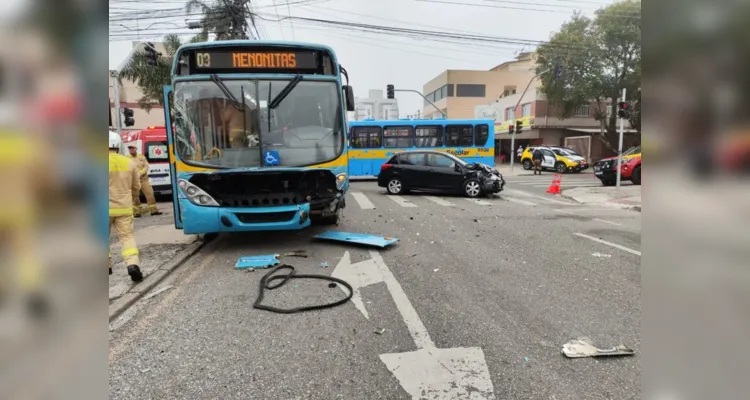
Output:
145 141 169 163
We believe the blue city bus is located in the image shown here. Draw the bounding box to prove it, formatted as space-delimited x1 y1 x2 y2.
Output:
161 40 355 234
347 118 495 177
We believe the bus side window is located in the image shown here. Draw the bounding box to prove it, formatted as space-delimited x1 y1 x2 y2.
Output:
352 126 382 148
415 126 443 147
384 126 414 148
446 125 474 147
475 124 489 147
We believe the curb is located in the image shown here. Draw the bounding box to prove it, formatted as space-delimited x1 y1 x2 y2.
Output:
108 235 211 322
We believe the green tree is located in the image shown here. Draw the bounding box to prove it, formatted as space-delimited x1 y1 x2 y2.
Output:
535 0 641 150
118 33 207 112
185 0 258 40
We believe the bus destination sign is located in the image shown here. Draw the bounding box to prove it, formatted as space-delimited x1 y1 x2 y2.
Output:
193 50 318 71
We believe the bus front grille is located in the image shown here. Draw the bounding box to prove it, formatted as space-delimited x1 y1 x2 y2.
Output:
234 211 297 224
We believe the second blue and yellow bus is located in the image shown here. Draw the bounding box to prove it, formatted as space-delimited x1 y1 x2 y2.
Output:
161 40 355 234
347 118 495 177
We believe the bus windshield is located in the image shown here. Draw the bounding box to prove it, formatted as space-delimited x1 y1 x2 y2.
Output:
173 78 343 168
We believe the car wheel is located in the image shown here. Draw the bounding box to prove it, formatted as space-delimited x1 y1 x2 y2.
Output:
601 179 615 187
464 179 482 198
631 166 641 185
522 159 532 170
386 177 404 194
555 162 567 173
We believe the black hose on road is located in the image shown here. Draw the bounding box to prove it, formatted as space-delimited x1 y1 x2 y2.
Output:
253 265 354 314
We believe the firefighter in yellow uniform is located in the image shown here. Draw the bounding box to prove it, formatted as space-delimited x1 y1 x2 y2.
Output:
127 144 162 217
110 133 144 282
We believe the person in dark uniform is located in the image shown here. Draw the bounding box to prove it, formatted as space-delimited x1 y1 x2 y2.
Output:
532 147 544 175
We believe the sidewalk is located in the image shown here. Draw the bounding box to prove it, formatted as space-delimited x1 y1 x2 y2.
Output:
108 205 201 302
495 163 596 177
561 185 641 211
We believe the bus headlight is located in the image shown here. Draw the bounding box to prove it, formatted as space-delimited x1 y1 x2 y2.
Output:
336 173 347 189
178 179 220 207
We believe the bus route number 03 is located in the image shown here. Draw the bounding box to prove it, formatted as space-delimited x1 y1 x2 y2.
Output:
196 53 211 68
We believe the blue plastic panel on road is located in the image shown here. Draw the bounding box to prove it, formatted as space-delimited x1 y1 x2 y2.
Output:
235 254 280 270
314 231 399 248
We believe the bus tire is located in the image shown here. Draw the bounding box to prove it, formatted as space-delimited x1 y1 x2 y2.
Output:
386 178 405 195
522 159 532 170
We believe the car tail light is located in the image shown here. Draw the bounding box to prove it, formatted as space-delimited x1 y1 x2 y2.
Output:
380 163 392 171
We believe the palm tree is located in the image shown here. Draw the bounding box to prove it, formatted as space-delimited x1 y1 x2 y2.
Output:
185 0 258 40
118 34 207 112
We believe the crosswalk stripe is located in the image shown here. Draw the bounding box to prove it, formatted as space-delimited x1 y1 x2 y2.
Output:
388 195 418 208
423 196 454 206
504 197 538 206
351 192 376 210
465 198 492 206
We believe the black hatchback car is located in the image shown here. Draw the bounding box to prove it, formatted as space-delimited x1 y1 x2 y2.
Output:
377 150 505 197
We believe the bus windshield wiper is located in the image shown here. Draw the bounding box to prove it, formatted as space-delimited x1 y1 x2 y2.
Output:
210 74 244 111
269 74 303 109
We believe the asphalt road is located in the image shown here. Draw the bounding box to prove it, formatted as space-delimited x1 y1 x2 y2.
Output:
109 181 641 400
501 170 634 197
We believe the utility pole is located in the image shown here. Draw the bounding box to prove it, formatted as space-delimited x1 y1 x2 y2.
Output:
510 68 549 172
110 70 122 135
616 88 626 188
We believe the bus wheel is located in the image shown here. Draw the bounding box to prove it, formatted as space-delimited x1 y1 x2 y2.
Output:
387 178 404 195
522 159 532 170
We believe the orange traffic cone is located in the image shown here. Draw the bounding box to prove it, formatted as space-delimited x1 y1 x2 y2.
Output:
546 173 561 194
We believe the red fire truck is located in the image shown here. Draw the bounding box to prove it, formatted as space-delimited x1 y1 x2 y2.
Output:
121 126 172 196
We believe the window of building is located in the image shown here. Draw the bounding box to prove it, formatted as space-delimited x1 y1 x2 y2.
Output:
383 126 414 148
474 124 489 147
522 103 531 117
415 126 443 147
350 126 382 148
455 84 486 97
575 105 590 117
445 125 473 146
505 107 515 121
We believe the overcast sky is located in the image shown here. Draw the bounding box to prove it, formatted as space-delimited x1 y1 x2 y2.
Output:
109 0 614 116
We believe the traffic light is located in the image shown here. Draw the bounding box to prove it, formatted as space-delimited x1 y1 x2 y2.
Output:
515 120 523 134
122 108 135 127
508 124 514 135
617 101 630 119
386 84 394 99
144 42 161 66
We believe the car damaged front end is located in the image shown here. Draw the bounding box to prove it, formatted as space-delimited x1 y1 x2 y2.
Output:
467 163 505 194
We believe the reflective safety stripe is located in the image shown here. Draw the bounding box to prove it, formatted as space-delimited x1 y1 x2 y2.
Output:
110 207 133 216
122 247 139 257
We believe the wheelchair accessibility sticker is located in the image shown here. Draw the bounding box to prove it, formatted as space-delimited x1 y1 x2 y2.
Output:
264 150 280 166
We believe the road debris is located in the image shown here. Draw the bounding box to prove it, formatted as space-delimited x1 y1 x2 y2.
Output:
433 269 439 272
253 264 353 314
318 262 329 268
591 252 612 258
143 285 174 301
562 338 635 358
314 231 399 248
328 283 337 288
374 328 386 335
235 254 280 270
283 250 308 258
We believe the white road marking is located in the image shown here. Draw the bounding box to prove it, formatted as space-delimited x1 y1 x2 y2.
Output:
573 233 641 256
465 198 492 206
503 189 576 205
351 192 376 210
367 250 496 399
504 197 538 206
556 209 622 226
331 251 382 319
388 195 418 208
423 196 455 206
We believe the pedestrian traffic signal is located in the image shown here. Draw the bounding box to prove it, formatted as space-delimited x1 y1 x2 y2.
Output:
515 120 523 134
617 101 630 119
508 124 514 135
386 84 394 99
123 107 135 127
144 42 160 66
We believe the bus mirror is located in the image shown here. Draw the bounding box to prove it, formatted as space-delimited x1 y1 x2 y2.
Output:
344 85 355 112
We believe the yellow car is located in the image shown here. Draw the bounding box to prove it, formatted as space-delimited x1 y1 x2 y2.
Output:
520 146 588 173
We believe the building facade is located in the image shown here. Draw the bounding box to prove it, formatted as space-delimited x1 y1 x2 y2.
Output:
109 41 169 132
353 89 400 120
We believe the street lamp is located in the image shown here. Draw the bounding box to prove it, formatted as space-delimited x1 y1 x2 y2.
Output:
509 68 550 172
